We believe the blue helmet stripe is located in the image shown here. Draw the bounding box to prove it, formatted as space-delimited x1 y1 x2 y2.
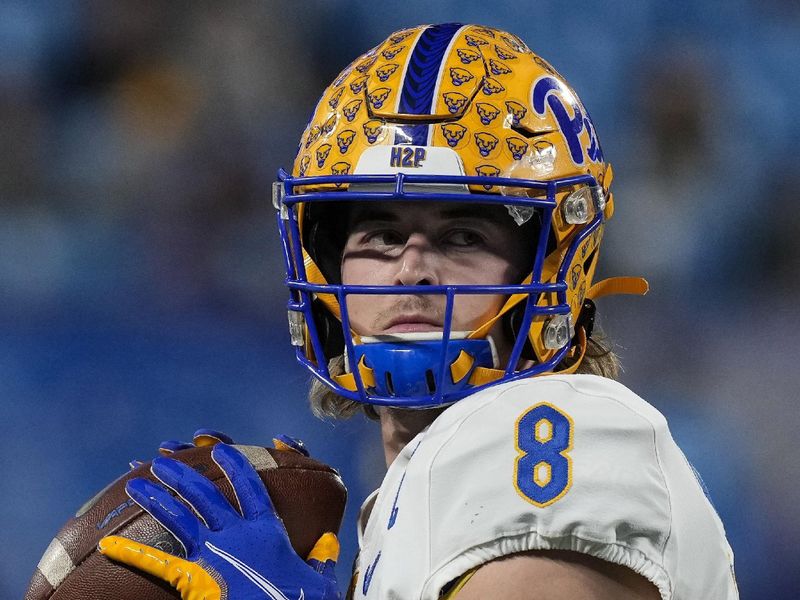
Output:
394 23 463 146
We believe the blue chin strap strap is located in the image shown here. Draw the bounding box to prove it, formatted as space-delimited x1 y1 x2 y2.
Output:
274 168 605 408
351 335 497 399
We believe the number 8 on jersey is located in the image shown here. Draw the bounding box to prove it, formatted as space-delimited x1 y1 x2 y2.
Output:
514 402 574 507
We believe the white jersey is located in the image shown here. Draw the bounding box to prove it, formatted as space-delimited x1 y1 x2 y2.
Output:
353 375 737 600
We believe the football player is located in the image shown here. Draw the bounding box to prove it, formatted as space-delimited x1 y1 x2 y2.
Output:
100 23 738 599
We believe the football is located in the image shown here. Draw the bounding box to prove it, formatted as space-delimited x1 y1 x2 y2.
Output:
25 444 347 600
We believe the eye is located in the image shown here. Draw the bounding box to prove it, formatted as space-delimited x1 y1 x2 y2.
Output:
443 229 485 247
362 229 405 249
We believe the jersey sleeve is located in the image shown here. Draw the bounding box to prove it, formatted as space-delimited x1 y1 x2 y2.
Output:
413 374 736 599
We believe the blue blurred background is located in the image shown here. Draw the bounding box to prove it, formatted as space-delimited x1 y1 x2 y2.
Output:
2 1 798 598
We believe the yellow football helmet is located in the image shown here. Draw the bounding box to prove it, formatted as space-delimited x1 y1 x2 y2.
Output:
274 23 646 407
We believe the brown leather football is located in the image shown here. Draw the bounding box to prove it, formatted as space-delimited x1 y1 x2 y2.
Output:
25 444 347 600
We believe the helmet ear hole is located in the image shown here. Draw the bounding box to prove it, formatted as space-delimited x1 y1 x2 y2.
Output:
503 302 537 361
312 299 345 361
304 202 351 285
576 298 596 340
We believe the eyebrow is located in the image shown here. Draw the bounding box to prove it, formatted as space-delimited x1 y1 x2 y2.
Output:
348 207 398 227
348 204 510 229
440 206 508 225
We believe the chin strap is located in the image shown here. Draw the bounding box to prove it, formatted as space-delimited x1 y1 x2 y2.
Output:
330 276 648 393
467 326 589 385
332 356 375 392
467 272 539 341
464 276 649 386
587 276 649 300
304 250 341 318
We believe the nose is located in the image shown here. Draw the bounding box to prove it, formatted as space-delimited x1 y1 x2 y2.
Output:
394 233 439 286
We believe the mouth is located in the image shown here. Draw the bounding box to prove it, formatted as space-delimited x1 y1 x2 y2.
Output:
382 315 443 334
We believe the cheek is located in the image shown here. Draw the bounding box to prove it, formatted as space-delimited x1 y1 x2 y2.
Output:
445 253 521 290
451 294 506 330
340 256 391 335
341 255 367 285
448 254 523 330
343 295 374 334
341 252 400 285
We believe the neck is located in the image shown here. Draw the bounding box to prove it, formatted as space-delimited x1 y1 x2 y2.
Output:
378 406 446 466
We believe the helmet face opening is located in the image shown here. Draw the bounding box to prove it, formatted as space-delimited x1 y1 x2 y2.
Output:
275 23 615 408
275 169 605 407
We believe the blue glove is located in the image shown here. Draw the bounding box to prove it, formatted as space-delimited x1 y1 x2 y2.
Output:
128 428 235 469
272 434 310 457
158 427 236 456
100 443 340 600
158 430 309 457
130 430 308 471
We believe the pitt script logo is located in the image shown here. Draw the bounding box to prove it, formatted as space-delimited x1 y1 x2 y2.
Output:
532 76 603 165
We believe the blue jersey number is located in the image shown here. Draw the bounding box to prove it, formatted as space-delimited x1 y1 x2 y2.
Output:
514 403 573 507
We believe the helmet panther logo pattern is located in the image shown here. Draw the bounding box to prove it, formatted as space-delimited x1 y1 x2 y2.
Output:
489 59 512 76
443 92 469 114
368 87 391 109
336 130 356 154
475 164 501 190
474 27 496 38
321 115 337 137
376 63 399 82
315 144 332 168
465 34 489 47
505 100 527 125
342 99 362 122
482 77 505 95
494 45 517 60
294 24 606 195
382 46 405 60
474 132 499 157
328 87 344 110
389 31 414 44
350 76 368 95
475 103 501 125
362 119 384 144
441 123 467 147
331 161 351 181
331 161 350 188
305 126 321 149
355 56 377 73
571 265 583 289
449 68 475 86
506 136 528 160
456 48 481 64
298 155 310 177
